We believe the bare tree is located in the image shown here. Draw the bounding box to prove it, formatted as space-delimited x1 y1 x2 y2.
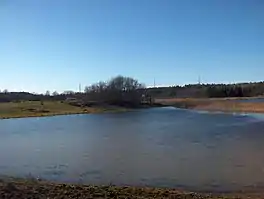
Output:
45 90 50 96
52 91 59 96
84 75 145 106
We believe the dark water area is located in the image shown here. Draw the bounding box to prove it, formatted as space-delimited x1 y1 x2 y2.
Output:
1 108 264 192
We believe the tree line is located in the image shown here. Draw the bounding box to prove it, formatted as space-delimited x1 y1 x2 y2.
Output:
141 82 264 98
1 78 264 103
0 76 147 107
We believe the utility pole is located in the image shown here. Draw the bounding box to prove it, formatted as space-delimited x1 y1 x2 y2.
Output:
198 76 201 85
79 83 81 93
154 78 156 88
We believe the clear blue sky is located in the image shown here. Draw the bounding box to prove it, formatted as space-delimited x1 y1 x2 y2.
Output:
0 0 263 93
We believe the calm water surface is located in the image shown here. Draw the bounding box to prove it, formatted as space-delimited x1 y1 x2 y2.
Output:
1 107 264 192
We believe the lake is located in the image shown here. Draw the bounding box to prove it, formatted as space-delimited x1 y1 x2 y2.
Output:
1 107 264 192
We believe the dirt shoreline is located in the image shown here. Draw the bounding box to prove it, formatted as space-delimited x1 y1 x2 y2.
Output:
0 108 129 120
1 177 263 199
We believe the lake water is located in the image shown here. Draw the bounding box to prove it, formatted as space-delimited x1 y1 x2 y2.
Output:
1 107 264 192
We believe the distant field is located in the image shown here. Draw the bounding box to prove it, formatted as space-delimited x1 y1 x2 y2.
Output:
156 97 264 113
0 101 127 119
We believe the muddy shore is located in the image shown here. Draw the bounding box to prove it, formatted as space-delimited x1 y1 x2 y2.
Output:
1 177 264 199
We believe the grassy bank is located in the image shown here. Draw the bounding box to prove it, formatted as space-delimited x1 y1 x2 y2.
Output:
156 97 264 113
0 177 261 199
0 101 129 119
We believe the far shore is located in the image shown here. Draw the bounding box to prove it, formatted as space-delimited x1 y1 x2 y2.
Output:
2 97 264 120
0 177 263 199
156 97 264 114
0 101 129 120
0 100 163 120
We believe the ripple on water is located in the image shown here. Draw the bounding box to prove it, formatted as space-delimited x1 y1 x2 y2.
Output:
43 170 66 177
79 170 101 178
1 108 264 192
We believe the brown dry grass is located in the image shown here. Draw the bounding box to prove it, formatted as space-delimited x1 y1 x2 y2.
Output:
0 178 259 199
156 98 264 113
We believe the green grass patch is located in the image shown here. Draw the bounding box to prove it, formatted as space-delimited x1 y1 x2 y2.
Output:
0 101 128 119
